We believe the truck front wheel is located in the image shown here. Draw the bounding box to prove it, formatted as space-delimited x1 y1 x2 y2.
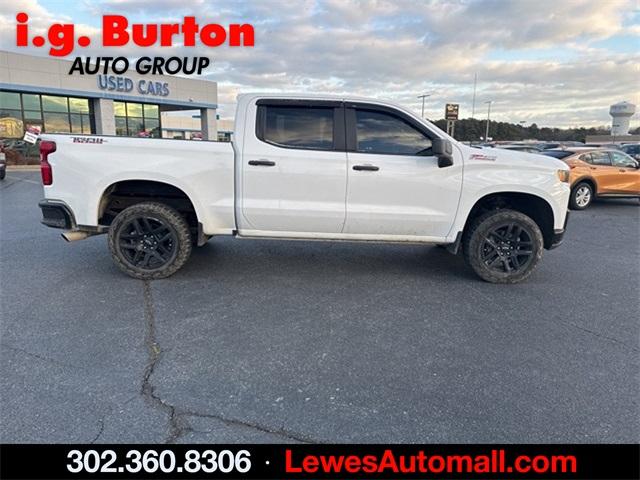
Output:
108 202 192 280
462 209 544 284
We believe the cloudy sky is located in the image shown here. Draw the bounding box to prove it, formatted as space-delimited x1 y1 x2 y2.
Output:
1 0 638 128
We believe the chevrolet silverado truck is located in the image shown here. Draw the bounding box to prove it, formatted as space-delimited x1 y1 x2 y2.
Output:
38 94 570 283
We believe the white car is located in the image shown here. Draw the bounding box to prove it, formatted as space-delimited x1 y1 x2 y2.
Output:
38 94 570 283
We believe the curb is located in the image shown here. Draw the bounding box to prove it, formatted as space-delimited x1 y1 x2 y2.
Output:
7 166 40 171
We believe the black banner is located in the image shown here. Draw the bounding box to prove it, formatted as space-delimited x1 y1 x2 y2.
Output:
1 444 638 480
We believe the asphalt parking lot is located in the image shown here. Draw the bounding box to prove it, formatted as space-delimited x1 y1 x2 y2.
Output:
1 170 638 444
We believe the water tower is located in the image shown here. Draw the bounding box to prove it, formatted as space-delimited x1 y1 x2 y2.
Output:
609 101 636 136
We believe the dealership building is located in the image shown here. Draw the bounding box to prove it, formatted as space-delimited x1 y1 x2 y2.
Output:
0 50 219 162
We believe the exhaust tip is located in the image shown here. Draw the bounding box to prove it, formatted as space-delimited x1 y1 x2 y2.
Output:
61 231 89 242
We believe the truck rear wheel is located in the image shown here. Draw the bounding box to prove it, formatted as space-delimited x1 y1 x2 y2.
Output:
108 202 192 280
462 209 543 284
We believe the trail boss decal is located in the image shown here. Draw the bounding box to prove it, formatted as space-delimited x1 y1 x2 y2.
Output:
72 137 105 144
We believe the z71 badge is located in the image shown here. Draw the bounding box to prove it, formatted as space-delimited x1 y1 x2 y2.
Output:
469 153 496 161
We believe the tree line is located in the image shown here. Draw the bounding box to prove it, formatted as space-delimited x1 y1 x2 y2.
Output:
431 118 639 142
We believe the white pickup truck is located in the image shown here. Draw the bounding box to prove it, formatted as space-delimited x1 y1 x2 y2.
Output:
39 94 570 283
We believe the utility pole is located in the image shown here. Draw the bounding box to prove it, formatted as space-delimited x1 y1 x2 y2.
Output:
471 73 477 118
484 100 493 141
417 93 431 118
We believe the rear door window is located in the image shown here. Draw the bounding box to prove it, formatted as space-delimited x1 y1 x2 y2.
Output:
260 106 334 150
589 151 612 166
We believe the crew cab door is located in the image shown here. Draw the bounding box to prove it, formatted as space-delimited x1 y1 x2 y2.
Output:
238 100 347 234
343 103 462 238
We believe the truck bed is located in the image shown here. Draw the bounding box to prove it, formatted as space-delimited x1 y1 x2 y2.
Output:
40 134 236 234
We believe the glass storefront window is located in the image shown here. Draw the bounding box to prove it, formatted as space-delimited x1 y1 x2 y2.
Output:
70 114 83 133
23 110 42 123
44 112 71 133
42 95 69 112
0 92 21 109
115 117 127 136
0 109 24 138
144 118 160 138
113 102 127 116
127 117 144 136
0 90 95 165
22 94 40 110
143 104 159 118
126 103 143 117
114 101 162 138
69 97 89 114
69 113 92 134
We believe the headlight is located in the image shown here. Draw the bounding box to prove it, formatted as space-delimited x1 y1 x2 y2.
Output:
557 169 570 183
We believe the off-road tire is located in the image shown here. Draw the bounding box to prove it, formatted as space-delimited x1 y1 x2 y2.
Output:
569 182 593 210
108 202 192 280
462 209 544 284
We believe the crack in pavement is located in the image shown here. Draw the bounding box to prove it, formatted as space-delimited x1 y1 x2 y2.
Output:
140 280 319 444
180 411 317 444
89 395 138 444
564 321 640 353
90 418 105 444
141 280 189 443
0 343 88 370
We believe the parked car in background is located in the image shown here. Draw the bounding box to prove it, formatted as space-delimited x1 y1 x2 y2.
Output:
536 141 584 150
496 144 543 153
541 148 640 209
0 145 6 180
583 143 623 150
620 143 640 161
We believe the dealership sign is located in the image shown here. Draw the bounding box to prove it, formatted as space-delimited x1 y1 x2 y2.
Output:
98 75 170 96
445 103 459 121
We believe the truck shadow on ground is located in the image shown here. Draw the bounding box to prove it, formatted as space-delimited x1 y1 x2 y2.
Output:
181 239 476 282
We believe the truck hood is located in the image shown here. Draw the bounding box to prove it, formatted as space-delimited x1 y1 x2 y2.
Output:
460 145 569 171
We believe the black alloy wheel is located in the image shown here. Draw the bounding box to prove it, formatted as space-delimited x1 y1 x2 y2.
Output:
480 222 534 274
117 216 178 270
108 202 192 280
462 208 544 283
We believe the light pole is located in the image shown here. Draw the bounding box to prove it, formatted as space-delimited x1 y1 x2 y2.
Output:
484 100 493 141
417 93 431 119
471 73 477 118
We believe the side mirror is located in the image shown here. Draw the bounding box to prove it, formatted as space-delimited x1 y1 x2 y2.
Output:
433 138 454 168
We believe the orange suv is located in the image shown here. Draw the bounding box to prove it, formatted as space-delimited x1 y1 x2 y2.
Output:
542 148 640 209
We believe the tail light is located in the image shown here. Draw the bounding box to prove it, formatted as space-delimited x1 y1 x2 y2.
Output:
40 140 56 185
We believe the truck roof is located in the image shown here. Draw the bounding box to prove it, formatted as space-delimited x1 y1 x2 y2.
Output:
237 92 406 105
